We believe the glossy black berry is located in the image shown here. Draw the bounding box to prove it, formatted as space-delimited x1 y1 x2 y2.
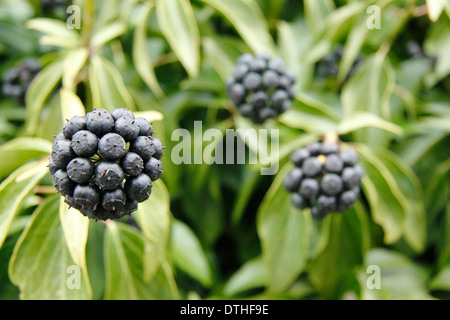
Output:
48 156 58 175
124 173 152 202
102 188 126 212
71 130 98 157
73 184 101 211
150 137 164 160
53 169 76 196
130 136 155 160
320 142 339 155
283 168 303 192
134 117 154 137
51 139 76 168
94 162 124 190
340 149 359 167
262 70 279 88
316 195 337 214
252 91 269 109
311 206 328 220
229 83 246 105
86 109 114 137
120 152 144 176
338 188 358 212
342 167 361 189
305 142 321 156
66 158 95 184
321 174 343 196
98 133 127 160
114 117 139 142
300 178 320 199
290 148 310 167
302 157 323 177
111 108 135 121
63 116 86 139
121 199 139 216
144 157 163 181
243 72 261 91
324 154 343 173
232 64 250 80
291 193 308 209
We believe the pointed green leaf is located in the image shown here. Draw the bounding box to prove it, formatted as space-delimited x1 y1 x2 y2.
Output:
25 59 64 135
0 159 48 248
59 198 90 269
62 47 89 89
156 0 200 78
104 222 176 300
223 256 267 297
60 88 86 121
308 203 370 299
358 249 433 300
201 0 275 55
134 179 171 279
89 55 135 111
9 197 92 299
169 219 213 287
257 162 313 295
0 137 51 179
133 2 164 97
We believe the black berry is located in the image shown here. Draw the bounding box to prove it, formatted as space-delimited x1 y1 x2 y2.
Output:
120 152 144 176
94 162 124 190
125 173 152 202
130 136 155 160
63 116 86 139
98 133 127 160
86 109 114 137
144 157 163 181
114 117 139 142
71 130 98 157
66 157 95 184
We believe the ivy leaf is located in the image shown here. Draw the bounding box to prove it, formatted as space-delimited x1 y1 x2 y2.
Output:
104 222 177 300
0 159 48 248
0 137 51 179
169 219 213 287
201 0 275 55
9 197 92 299
257 162 312 295
156 0 200 78
358 249 433 299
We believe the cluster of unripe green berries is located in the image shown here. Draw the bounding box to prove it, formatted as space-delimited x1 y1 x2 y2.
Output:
1 58 41 105
49 108 164 221
227 53 296 124
283 141 364 220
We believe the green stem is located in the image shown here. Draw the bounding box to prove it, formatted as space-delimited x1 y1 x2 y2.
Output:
82 0 94 47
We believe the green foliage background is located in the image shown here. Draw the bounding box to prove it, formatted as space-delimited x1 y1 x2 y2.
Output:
0 0 449 300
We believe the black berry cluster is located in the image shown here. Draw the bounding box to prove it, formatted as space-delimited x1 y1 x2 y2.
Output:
1 58 41 105
316 46 362 79
49 108 164 221
283 141 364 220
42 0 71 15
226 53 296 124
